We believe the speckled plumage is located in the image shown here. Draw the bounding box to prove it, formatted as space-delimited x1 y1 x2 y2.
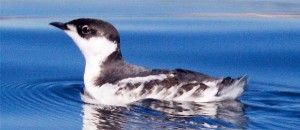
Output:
50 18 248 106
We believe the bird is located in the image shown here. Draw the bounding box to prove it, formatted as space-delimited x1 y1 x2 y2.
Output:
50 18 248 106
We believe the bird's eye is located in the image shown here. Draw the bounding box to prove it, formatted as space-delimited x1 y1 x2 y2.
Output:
82 25 91 34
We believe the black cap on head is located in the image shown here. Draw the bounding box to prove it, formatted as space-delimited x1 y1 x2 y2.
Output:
50 18 120 43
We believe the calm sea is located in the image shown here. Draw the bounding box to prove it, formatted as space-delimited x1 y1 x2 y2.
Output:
1 1 300 129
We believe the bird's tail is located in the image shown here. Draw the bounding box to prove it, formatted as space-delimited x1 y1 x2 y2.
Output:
216 75 248 100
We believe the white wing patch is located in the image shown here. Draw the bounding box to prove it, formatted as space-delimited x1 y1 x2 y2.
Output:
119 74 168 84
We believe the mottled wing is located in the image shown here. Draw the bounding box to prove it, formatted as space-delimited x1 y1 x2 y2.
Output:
173 68 217 82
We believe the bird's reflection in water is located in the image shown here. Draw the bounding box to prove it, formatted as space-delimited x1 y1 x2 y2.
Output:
82 104 125 130
82 99 248 129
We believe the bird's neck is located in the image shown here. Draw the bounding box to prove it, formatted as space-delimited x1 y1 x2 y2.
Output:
84 49 123 88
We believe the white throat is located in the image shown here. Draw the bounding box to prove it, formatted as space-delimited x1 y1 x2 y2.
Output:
64 25 118 88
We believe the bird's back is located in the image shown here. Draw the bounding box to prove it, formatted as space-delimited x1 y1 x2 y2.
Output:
86 63 248 105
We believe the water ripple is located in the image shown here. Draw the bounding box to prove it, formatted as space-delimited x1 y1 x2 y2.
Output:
1 81 83 121
241 81 300 129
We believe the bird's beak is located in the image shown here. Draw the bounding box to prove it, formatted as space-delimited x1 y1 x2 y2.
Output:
49 22 69 30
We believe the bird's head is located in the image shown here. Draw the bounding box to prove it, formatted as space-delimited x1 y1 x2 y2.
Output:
50 18 121 62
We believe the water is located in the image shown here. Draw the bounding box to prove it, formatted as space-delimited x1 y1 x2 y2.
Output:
1 1 300 129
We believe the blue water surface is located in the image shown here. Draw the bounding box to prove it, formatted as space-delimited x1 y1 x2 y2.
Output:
1 0 300 129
